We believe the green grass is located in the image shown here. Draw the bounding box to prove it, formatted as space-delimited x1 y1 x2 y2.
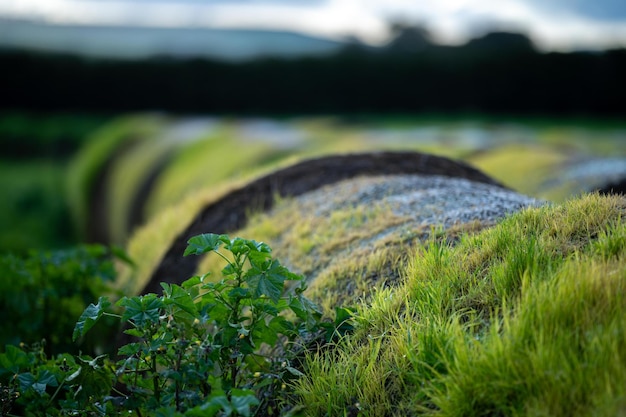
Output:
293 193 626 416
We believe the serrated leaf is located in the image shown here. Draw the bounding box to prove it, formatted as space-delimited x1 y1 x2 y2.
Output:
117 342 141 357
227 237 251 256
289 295 322 323
246 250 272 268
73 296 112 341
184 233 227 256
221 263 237 277
118 294 163 326
228 287 250 300
244 259 288 303
162 284 197 318
253 300 279 317
182 275 202 289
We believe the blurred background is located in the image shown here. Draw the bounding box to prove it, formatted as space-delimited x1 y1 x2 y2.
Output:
1 0 626 253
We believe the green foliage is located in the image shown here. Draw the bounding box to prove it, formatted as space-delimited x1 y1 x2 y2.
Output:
1 234 339 416
0 245 122 355
0 112 110 159
0 161 75 252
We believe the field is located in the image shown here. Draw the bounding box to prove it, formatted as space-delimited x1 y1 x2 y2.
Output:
0 112 625 416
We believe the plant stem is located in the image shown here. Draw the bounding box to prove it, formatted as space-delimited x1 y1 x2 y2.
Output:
152 354 160 404
46 376 66 406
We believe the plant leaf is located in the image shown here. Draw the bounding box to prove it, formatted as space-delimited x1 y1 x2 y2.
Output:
289 294 322 323
182 275 202 289
162 283 198 318
0 345 30 375
73 296 112 341
118 294 163 326
184 233 227 256
230 389 259 417
245 259 289 303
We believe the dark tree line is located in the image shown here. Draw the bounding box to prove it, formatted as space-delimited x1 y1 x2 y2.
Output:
2 31 625 116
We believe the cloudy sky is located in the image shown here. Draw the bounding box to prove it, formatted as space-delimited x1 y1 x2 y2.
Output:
1 0 625 51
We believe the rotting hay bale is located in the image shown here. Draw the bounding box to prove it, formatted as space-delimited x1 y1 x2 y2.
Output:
141 150 513 295
197 174 544 311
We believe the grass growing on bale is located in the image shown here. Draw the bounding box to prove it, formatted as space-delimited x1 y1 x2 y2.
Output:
197 198 415 313
66 114 166 239
294 193 626 416
105 134 181 244
144 129 286 218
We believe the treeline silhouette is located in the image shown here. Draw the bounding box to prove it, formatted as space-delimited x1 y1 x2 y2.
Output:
2 29 625 116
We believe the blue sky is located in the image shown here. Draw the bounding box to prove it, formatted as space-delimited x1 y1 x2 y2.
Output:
1 0 625 50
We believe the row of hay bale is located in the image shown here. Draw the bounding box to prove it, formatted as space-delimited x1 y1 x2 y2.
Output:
66 114 626 299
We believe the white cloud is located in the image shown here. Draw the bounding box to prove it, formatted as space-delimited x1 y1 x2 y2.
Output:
0 0 624 50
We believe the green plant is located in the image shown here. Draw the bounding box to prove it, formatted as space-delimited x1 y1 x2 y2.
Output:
0 245 124 355
0 233 341 416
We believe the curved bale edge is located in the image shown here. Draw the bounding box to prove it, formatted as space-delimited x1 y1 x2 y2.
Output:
66 114 167 243
140 151 505 295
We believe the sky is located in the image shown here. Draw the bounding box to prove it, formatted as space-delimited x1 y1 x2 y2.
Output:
1 0 626 51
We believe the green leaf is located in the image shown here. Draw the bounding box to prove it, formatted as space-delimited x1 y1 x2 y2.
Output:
185 399 224 417
182 275 202 289
246 245 272 268
17 373 36 393
228 287 250 300
0 345 30 375
117 294 163 326
17 370 58 396
252 300 279 317
230 389 259 417
73 296 112 341
117 342 141 357
38 370 58 388
244 259 289 303
322 307 357 341
184 233 228 256
335 306 357 328
221 262 238 277
68 355 113 401
162 283 198 318
289 294 322 323
227 237 252 256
